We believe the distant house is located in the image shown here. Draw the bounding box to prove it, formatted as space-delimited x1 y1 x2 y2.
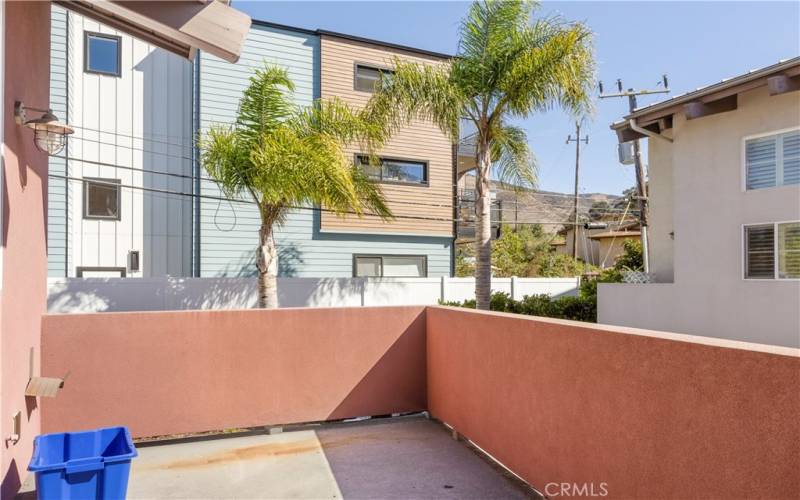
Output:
599 58 800 348
47 10 465 279
553 221 640 268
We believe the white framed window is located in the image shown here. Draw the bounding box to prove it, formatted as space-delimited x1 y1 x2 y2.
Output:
743 221 800 280
353 254 427 277
744 129 800 190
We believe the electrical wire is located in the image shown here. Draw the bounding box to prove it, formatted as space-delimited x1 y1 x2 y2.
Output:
66 124 196 150
49 173 598 226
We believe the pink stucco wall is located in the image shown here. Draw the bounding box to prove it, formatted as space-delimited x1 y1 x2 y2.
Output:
427 306 800 499
1 2 51 497
41 307 427 438
39 305 800 498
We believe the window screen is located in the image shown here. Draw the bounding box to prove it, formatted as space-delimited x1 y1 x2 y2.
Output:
85 32 121 76
354 255 427 277
354 65 392 93
382 256 426 277
745 131 800 190
744 222 800 279
356 156 427 185
745 225 775 279
84 178 121 220
778 222 800 279
355 257 382 277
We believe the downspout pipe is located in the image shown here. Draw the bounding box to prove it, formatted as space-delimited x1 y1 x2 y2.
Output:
629 118 673 143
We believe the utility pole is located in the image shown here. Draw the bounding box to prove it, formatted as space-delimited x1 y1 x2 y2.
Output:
566 122 588 259
598 75 670 274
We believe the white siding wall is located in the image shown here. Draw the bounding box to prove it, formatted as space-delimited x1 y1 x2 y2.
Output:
66 13 193 277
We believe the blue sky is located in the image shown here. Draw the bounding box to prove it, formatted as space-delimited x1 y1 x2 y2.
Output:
236 1 800 196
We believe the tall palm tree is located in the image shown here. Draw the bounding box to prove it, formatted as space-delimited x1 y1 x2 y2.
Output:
201 65 392 308
367 0 594 309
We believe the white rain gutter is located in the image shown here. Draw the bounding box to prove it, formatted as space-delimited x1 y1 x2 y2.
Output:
629 119 673 143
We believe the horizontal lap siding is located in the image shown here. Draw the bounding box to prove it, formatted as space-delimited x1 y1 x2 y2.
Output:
47 6 68 276
319 35 453 237
199 26 452 277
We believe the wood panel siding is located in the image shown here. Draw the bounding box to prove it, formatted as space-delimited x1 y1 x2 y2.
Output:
319 34 453 237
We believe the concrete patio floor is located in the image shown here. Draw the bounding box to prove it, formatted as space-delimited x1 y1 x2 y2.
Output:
129 416 535 499
22 415 536 499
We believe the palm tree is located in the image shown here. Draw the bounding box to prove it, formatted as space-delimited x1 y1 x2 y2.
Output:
366 0 594 309
201 65 392 308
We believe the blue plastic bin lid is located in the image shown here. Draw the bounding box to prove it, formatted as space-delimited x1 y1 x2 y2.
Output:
29 426 137 473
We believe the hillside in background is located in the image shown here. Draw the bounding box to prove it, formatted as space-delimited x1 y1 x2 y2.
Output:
457 175 632 241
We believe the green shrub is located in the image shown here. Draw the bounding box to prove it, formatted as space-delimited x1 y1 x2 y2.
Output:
439 290 596 323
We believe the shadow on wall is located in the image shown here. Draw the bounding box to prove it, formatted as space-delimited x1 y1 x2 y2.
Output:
40 307 428 438
135 47 193 278
46 276 412 312
213 241 304 278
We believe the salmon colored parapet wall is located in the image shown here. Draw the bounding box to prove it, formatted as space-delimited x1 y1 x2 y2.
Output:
426 307 800 500
41 306 799 499
41 307 428 438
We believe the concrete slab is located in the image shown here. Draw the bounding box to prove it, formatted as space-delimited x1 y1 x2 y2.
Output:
317 417 533 499
128 430 342 499
20 417 535 499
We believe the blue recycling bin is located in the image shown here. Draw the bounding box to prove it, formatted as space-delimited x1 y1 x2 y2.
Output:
29 426 137 500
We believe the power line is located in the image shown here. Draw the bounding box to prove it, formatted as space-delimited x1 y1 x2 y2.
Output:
54 155 455 211
49 173 595 226
69 134 195 163
67 124 196 150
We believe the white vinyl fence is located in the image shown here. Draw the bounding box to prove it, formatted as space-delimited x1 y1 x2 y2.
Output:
47 276 579 314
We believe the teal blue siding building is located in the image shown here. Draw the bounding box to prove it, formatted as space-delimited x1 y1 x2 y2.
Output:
197 22 453 278
47 14 454 278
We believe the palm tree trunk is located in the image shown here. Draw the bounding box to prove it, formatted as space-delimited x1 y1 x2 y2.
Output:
256 224 279 309
475 141 492 310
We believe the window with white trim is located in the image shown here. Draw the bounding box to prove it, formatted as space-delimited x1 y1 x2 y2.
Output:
745 130 800 190
744 222 800 279
353 254 427 277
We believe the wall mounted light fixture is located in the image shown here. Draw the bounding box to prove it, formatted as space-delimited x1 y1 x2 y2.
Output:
14 101 74 155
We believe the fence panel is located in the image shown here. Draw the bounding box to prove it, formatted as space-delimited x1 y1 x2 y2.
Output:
47 276 579 313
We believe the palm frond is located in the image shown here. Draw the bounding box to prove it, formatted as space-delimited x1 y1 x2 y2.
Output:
236 64 295 146
491 124 537 189
366 58 463 142
496 17 595 119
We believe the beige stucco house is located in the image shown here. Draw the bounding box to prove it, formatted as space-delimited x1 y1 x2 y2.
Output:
599 58 800 348
553 221 640 268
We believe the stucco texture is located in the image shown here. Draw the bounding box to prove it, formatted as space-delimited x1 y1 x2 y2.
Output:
41 306 427 438
600 85 800 347
1 2 51 497
427 306 800 499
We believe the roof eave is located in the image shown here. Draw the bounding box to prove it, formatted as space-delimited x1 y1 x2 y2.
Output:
610 57 800 142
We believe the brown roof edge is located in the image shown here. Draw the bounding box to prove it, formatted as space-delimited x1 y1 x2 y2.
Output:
317 30 453 60
611 57 800 138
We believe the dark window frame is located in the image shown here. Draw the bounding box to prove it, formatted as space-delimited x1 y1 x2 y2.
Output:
355 154 429 186
353 63 394 93
352 254 428 278
76 266 127 278
83 177 122 221
84 31 122 77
